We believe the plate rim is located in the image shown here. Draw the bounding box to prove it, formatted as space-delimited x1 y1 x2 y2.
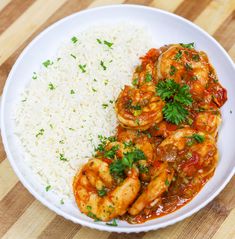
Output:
1 4 235 233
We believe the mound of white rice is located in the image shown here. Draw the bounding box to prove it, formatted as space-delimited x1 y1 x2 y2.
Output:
14 23 152 199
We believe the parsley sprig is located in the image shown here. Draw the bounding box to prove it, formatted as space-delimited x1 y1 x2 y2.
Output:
156 79 193 125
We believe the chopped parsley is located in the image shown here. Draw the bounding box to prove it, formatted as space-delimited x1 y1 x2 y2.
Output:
79 64 86 73
192 54 200 62
87 212 100 222
59 140 64 144
106 219 118 226
60 199 64 205
86 205 92 210
32 72 37 80
59 153 68 161
132 78 138 86
104 145 119 159
174 50 182 61
138 164 149 174
49 124 53 129
69 127 75 131
45 185 51 191
185 63 193 71
145 73 152 82
110 148 146 176
187 134 205 144
70 89 75 94
169 65 177 76
180 42 195 49
71 36 78 43
97 187 107 197
100 61 107 70
43 60 53 68
104 79 109 85
156 79 193 125
96 38 102 44
165 179 170 186
70 53 76 59
104 40 113 48
92 87 97 92
48 83 55 90
36 128 44 137
102 103 108 109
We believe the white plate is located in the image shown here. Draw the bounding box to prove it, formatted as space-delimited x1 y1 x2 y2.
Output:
1 4 235 233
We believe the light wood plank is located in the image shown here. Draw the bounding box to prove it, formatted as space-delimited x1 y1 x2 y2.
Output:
0 159 18 201
194 0 235 35
2 200 55 239
211 209 235 239
0 0 68 66
0 0 11 11
72 227 110 239
150 0 184 12
88 0 125 8
228 43 235 62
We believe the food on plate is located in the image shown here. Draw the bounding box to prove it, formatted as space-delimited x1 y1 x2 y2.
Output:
73 43 227 224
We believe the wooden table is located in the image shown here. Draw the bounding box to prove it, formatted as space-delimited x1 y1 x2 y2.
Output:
0 0 234 238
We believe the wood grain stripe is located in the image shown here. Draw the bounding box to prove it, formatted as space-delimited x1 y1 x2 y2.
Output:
150 0 184 12
174 0 212 21
2 201 55 239
73 227 110 239
0 159 18 200
88 0 125 8
0 0 12 12
0 137 7 163
194 0 235 35
213 10 235 51
211 208 235 239
125 0 153 5
0 0 35 35
108 232 145 239
0 0 68 66
38 215 81 239
0 182 34 238
228 43 235 61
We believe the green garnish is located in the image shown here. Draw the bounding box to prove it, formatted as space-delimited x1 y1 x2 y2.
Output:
135 118 140 125
36 128 44 137
97 187 107 197
138 164 149 174
60 199 64 205
174 50 182 60
156 79 193 125
132 78 138 85
102 103 108 109
106 219 118 226
104 145 119 159
180 42 195 49
145 73 152 82
104 79 109 85
48 83 55 90
100 61 107 70
132 105 141 110
71 36 78 43
43 60 53 68
22 98 27 102
45 185 51 191
69 127 75 131
185 63 193 71
59 140 64 144
169 65 177 76
86 205 92 210
49 124 53 129
192 54 200 62
92 88 97 92
70 89 75 94
110 148 146 176
187 134 205 143
96 38 102 44
79 64 86 73
165 179 170 186
123 141 133 148
32 72 37 80
70 54 76 59
87 212 100 222
103 40 113 48
59 153 68 161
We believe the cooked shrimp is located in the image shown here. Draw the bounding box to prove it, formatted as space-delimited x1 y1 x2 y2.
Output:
128 162 174 216
73 158 140 221
193 111 221 137
157 128 218 177
115 85 164 131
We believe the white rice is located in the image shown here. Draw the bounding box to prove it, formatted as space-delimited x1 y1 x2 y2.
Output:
14 23 152 199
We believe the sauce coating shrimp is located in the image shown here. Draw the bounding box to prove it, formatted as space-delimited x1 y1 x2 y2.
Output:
73 158 140 221
115 85 164 131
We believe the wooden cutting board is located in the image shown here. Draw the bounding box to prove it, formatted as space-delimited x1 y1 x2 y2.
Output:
0 0 234 238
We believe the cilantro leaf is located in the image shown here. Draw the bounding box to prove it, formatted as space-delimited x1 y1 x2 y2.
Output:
180 43 195 49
